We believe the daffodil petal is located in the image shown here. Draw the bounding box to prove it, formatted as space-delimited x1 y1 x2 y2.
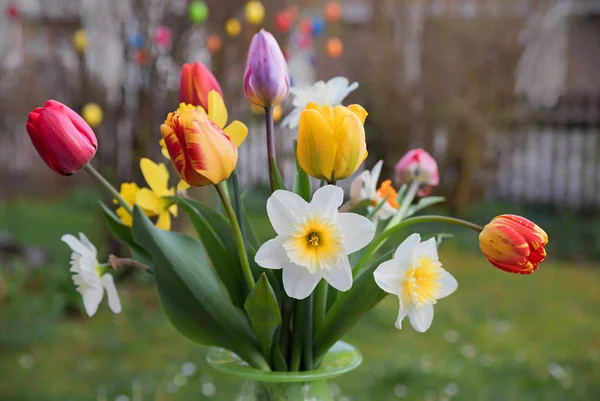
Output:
255 236 289 269
168 203 178 218
321 257 352 292
338 212 376 254
407 304 434 333
156 211 171 231
135 188 161 215
223 121 248 148
207 90 228 128
282 264 321 300
101 274 122 313
438 270 458 298
373 259 403 295
116 207 133 227
140 158 170 196
177 180 190 191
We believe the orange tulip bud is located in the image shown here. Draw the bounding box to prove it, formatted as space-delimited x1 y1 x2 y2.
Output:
179 62 223 111
479 214 548 274
160 104 237 187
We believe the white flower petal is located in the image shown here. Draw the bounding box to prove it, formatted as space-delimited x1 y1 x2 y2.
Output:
414 237 439 262
338 213 375 254
394 298 409 329
78 232 97 256
281 108 302 129
408 304 435 333
82 284 103 317
255 236 288 269
438 270 458 299
61 234 92 257
282 265 321 299
370 160 383 188
321 257 353 292
349 174 364 204
374 259 405 295
309 185 344 218
101 274 122 314
393 233 421 268
267 190 309 235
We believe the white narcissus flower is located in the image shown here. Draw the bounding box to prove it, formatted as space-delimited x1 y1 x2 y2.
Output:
255 185 375 299
281 77 359 129
350 160 398 221
373 234 457 332
62 233 121 317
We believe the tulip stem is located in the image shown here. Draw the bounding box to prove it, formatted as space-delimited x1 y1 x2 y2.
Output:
353 215 484 278
265 106 276 193
215 182 255 290
84 164 133 216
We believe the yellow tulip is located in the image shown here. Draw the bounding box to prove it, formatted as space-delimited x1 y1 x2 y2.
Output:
297 102 368 182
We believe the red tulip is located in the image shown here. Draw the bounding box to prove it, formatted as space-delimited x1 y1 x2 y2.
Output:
479 214 548 274
26 100 97 176
394 148 439 196
179 62 223 110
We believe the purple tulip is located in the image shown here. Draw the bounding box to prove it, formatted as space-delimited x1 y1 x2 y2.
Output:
243 29 290 108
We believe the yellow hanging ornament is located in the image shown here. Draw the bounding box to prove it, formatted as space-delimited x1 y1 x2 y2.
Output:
225 18 242 37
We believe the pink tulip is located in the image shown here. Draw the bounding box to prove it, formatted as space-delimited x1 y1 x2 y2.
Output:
26 100 97 176
394 148 439 196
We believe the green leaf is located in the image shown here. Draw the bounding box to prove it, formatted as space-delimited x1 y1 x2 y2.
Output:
404 196 446 219
131 206 269 370
244 273 282 362
271 159 286 191
293 140 311 202
98 202 152 267
175 196 245 307
270 326 288 371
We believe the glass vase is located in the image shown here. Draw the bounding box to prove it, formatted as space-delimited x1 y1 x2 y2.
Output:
207 341 362 401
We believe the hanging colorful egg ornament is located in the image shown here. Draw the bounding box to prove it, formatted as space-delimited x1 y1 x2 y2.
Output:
73 30 88 53
225 18 242 37
299 18 312 34
274 11 292 33
6 2 19 19
135 49 150 65
287 5 299 21
207 34 222 53
153 25 172 48
326 37 343 58
324 1 342 22
310 17 326 37
245 1 265 26
298 32 312 49
129 32 144 49
81 103 103 128
189 1 208 24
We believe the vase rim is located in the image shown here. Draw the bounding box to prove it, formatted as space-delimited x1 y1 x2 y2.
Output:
206 340 362 382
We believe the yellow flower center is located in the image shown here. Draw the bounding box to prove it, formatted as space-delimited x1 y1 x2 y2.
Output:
402 256 443 308
283 215 343 273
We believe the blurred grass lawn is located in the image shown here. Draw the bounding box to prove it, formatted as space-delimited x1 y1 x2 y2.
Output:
1 190 599 401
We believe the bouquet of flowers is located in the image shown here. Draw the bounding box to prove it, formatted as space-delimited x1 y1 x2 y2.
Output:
25 29 548 390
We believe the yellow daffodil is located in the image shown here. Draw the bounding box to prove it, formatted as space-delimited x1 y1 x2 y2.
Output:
115 158 177 230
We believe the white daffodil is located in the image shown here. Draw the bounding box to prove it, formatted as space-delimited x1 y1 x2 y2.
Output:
62 233 121 317
373 233 457 332
255 185 375 299
281 77 359 129
350 160 398 221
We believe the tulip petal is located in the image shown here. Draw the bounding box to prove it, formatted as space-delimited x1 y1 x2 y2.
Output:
223 121 248 147
347 104 368 124
207 90 228 128
140 158 170 196
297 109 336 181
479 223 530 266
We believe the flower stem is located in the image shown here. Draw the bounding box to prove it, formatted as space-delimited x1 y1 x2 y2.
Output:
265 106 276 192
215 182 255 290
386 179 420 229
303 295 314 371
84 163 132 216
313 281 328 333
108 255 149 271
290 300 303 371
353 215 484 277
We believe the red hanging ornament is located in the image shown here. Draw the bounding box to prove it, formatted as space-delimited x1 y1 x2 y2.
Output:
274 11 292 33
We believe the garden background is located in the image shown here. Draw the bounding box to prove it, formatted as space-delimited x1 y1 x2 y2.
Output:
1 0 599 400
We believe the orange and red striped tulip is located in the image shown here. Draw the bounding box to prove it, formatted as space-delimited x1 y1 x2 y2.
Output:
479 214 548 274
160 104 237 187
